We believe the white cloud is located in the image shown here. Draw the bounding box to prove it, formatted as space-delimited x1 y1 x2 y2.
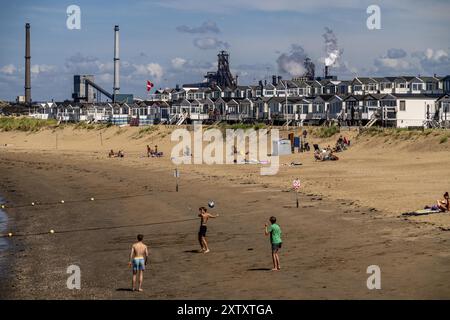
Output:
30 64 57 74
133 63 164 80
412 48 450 75
176 21 221 34
171 57 187 70
0 64 16 75
193 37 230 50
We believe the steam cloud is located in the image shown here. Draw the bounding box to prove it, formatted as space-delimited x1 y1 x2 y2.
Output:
276 44 309 76
323 27 342 67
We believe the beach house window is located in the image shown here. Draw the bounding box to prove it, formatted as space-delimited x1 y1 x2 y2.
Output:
412 83 422 91
400 101 406 111
399 83 406 89
354 85 362 92
287 104 294 114
302 105 309 114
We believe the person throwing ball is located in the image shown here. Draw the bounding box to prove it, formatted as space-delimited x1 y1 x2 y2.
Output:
198 207 219 253
265 216 282 271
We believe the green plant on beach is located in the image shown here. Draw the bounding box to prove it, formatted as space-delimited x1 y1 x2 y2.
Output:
74 122 96 130
0 117 58 132
440 135 448 144
133 126 159 139
315 125 340 138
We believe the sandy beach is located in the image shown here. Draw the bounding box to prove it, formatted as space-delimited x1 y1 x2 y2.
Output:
0 125 449 299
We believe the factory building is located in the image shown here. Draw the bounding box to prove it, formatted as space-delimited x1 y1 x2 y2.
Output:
73 75 96 103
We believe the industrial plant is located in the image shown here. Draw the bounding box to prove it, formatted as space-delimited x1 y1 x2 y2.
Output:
5 23 450 129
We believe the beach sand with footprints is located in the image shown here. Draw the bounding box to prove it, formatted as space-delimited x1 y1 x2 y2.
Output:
0 125 449 299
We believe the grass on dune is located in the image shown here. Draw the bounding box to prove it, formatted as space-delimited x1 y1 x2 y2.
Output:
0 117 58 132
311 125 340 138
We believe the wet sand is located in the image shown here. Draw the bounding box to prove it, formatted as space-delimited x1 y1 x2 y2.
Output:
0 149 450 299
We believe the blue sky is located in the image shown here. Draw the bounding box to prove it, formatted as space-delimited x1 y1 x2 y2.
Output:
0 0 449 101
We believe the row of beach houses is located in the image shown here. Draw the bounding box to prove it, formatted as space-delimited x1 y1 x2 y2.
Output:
30 75 450 128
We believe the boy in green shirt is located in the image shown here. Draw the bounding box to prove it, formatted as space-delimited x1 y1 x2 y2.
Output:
264 216 282 271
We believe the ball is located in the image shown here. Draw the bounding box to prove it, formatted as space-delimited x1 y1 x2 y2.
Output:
208 201 215 209
1 205 5 209
50 229 55 234
90 197 95 201
8 233 12 237
60 200 65 204
31 202 35 206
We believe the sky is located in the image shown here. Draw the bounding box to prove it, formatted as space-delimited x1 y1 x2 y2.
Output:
0 0 449 101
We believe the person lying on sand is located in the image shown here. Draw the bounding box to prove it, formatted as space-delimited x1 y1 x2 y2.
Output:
198 206 219 253
128 234 149 292
265 216 282 271
437 192 449 212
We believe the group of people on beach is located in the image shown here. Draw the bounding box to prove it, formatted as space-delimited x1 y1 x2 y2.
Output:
146 145 163 158
314 135 350 162
107 146 165 159
108 150 125 158
128 208 283 292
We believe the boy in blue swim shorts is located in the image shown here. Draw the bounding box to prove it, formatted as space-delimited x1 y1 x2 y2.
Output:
129 234 149 292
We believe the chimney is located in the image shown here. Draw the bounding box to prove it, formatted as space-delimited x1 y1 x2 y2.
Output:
278 76 282 84
113 25 120 100
272 75 277 86
25 23 31 105
235 75 239 86
264 80 267 86
325 65 329 78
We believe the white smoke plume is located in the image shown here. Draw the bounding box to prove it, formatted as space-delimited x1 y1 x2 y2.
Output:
276 44 309 77
323 27 342 67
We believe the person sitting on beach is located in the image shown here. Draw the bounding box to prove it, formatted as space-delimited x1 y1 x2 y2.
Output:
314 150 323 161
117 150 124 158
335 135 346 152
146 145 153 157
128 234 149 292
343 136 350 146
437 192 450 212
108 149 115 158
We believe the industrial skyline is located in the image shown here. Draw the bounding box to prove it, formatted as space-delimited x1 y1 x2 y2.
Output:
0 0 450 101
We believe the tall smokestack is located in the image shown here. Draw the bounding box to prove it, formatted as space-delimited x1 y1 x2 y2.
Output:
113 25 120 101
25 23 31 105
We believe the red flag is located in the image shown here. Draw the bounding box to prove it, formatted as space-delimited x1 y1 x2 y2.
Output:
146 80 154 92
